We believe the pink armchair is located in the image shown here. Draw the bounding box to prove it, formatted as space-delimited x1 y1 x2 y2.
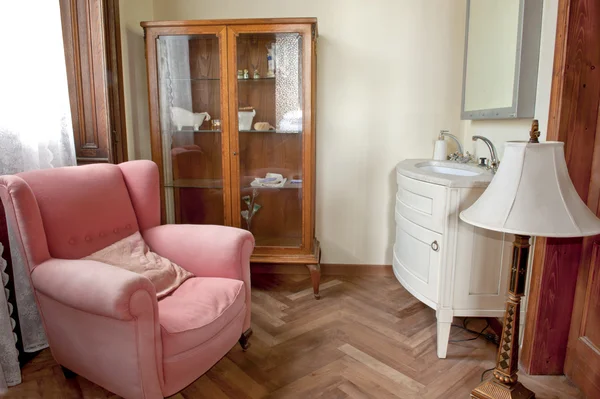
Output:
0 160 254 399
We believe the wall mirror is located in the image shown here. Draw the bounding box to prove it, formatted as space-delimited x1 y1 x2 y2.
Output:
461 0 543 120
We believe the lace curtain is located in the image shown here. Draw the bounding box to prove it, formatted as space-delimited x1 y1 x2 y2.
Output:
0 1 76 393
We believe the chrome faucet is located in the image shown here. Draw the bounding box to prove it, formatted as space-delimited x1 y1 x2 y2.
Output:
472 135 499 173
440 130 464 156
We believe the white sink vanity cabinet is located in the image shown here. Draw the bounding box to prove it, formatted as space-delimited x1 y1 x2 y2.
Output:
393 160 528 358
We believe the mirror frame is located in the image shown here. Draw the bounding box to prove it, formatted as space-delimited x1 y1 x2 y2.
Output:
461 0 543 120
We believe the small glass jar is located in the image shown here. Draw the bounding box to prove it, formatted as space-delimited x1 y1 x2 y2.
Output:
237 70 243 79
211 119 222 130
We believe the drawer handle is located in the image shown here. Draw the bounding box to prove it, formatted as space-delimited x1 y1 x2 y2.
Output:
431 240 439 252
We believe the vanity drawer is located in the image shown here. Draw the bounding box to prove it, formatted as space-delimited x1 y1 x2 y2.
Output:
396 174 446 234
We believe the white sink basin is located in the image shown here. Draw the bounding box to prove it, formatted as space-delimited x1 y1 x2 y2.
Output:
396 159 492 188
416 163 482 177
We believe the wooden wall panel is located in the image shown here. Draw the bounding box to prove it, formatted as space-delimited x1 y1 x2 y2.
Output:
103 0 127 163
521 0 600 376
59 0 127 164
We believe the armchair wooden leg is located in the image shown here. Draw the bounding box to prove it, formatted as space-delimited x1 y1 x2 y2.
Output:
61 366 77 379
239 328 253 351
306 264 321 300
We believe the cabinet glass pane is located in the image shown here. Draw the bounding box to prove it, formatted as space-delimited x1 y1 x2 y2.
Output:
236 33 303 247
157 34 224 225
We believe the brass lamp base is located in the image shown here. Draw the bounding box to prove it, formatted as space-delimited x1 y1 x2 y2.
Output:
471 379 535 399
470 234 536 399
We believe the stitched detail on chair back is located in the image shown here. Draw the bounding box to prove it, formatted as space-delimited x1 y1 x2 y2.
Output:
18 164 140 259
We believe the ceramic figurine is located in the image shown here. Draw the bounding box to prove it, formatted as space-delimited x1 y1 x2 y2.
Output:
170 107 211 131
243 69 249 79
253 70 260 79
266 44 275 78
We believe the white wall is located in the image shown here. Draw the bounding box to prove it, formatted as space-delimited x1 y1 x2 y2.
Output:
120 0 153 160
461 0 558 161
122 0 557 265
150 0 467 265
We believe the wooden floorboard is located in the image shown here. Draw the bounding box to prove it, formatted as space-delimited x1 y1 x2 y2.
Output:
5 275 583 398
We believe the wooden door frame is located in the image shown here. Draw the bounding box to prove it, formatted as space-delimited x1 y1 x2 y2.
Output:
59 0 128 164
520 0 600 375
104 0 128 163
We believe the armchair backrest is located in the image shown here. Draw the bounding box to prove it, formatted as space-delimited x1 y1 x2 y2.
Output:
0 160 160 269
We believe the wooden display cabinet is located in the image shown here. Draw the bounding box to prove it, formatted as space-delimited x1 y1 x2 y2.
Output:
142 19 321 298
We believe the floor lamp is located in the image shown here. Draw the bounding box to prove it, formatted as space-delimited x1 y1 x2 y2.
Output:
460 125 600 399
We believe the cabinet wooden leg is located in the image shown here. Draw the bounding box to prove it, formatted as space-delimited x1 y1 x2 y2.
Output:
61 366 77 379
306 264 321 300
436 321 451 359
239 328 253 351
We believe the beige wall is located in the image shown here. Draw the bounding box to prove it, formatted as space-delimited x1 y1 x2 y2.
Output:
121 0 558 265
120 0 153 160
150 0 467 265
461 0 558 160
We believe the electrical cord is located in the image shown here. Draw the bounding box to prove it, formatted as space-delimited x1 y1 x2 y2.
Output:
448 318 500 383
449 318 500 346
481 367 495 382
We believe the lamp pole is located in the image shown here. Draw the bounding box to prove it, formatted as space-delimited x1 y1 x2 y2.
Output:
471 234 534 399
471 122 541 399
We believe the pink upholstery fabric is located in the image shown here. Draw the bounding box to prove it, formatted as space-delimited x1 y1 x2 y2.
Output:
0 160 254 399
119 160 160 231
17 163 140 259
162 307 245 396
36 291 163 399
143 224 254 331
31 258 157 320
0 175 50 270
159 277 245 358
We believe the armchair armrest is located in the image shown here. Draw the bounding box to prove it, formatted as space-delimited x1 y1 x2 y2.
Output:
142 224 254 280
31 258 157 321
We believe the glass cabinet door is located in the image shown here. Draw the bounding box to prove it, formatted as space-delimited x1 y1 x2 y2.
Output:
156 32 229 225
231 30 306 248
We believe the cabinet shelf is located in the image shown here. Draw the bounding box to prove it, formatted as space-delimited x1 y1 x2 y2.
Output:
166 178 302 190
253 236 302 247
172 129 221 133
237 77 275 82
169 77 220 81
239 130 301 134
166 179 223 189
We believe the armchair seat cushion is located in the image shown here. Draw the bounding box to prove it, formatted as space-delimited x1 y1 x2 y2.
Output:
158 277 246 358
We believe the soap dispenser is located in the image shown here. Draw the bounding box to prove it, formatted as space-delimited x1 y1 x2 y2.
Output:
433 130 448 161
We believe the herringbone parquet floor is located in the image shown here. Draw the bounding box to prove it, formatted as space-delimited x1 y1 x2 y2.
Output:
5 274 583 399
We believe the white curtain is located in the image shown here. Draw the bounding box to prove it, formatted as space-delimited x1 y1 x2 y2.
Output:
157 37 194 224
0 1 76 392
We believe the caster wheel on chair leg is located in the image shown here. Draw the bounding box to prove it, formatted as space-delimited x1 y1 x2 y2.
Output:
61 366 77 379
239 328 253 351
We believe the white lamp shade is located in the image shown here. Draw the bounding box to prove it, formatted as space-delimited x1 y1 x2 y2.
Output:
460 141 600 237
